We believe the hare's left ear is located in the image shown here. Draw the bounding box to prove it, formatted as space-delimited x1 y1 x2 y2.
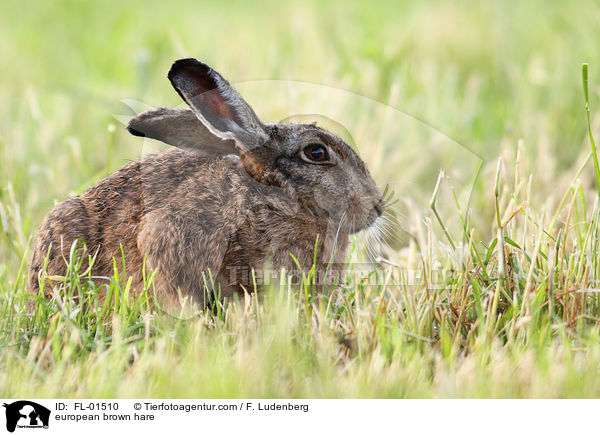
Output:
168 58 268 151
127 107 238 155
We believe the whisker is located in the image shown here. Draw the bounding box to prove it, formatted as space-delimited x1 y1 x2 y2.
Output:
360 224 376 263
361 217 387 264
370 221 387 259
329 210 347 262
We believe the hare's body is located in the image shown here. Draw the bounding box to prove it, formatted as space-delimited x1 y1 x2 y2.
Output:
29 58 381 308
29 150 348 305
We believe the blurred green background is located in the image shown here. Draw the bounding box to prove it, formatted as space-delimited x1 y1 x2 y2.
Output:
1 0 599 266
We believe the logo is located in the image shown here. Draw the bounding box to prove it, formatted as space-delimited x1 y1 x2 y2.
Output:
2 401 50 433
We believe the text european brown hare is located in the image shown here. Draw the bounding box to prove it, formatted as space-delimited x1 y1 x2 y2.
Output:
28 58 384 308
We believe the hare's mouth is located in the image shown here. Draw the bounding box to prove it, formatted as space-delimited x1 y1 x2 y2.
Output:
342 193 385 234
347 207 383 234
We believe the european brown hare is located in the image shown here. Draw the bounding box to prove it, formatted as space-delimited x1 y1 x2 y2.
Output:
28 58 384 308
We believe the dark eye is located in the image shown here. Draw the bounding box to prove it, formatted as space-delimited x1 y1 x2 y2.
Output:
302 144 329 163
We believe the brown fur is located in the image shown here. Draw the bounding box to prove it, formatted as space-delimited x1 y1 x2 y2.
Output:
28 58 383 308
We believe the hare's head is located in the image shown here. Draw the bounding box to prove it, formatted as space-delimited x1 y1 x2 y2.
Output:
128 58 384 233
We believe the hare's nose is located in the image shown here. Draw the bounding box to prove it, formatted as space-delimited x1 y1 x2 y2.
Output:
374 198 385 217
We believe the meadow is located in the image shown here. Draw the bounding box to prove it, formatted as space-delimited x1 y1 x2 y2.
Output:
2 0 600 397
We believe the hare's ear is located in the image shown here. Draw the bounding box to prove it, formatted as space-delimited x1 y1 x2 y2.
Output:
168 58 268 151
127 107 238 155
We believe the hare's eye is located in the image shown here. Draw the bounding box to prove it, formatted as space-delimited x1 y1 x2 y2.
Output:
302 144 329 163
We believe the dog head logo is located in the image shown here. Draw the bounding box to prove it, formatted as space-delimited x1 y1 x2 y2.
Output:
2 401 50 432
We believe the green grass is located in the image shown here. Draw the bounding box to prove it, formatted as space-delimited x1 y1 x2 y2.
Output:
2 0 600 398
